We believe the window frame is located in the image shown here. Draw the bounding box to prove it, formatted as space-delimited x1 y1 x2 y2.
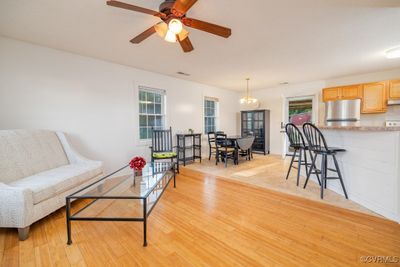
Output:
203 97 219 134
138 86 166 141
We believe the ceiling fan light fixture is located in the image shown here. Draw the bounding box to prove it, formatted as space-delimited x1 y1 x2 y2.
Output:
178 28 189 41
168 19 183 34
165 29 177 43
155 22 168 38
106 0 232 53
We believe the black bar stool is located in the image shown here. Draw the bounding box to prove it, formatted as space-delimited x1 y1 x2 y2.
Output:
284 123 320 187
302 123 348 199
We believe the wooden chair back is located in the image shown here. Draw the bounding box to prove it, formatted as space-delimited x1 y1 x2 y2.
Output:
207 132 216 147
151 127 173 153
302 123 328 152
285 123 306 148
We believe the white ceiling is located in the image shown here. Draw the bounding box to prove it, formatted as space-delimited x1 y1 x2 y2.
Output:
1 0 400 91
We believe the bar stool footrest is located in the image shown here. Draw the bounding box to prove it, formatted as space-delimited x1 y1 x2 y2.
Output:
327 168 338 172
325 176 340 180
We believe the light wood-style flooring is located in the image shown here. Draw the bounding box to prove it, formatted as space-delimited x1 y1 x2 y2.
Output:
186 154 377 216
1 168 399 266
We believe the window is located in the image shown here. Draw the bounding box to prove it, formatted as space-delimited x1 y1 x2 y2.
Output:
204 97 219 134
139 87 165 140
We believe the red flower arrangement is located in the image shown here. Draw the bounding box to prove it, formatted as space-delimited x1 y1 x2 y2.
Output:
129 156 146 171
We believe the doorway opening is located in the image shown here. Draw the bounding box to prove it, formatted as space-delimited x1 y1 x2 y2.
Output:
288 98 313 125
283 95 317 156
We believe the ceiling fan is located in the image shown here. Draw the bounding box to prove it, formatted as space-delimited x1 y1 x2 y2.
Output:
106 0 232 53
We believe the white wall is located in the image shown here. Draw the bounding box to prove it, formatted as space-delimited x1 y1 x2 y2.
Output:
325 68 400 87
250 81 326 156
0 37 240 172
1 36 399 168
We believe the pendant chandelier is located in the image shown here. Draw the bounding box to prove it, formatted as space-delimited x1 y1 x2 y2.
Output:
240 78 258 104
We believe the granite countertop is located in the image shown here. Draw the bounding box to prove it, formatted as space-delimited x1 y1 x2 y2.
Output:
318 125 400 131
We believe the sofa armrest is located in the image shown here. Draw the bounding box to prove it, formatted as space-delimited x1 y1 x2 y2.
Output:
0 183 34 228
56 132 95 164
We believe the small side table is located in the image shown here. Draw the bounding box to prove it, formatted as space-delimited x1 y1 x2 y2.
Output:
176 133 202 166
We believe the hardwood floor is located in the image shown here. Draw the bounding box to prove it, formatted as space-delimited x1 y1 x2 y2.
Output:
186 155 377 216
1 168 399 266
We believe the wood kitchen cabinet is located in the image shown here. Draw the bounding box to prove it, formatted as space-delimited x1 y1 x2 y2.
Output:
389 80 400 99
322 87 341 102
322 85 361 102
341 85 362 99
361 82 387 114
322 80 399 114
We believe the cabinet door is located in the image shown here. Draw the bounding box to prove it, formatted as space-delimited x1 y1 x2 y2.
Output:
252 111 265 151
323 87 341 102
389 80 400 99
341 85 362 99
361 82 387 113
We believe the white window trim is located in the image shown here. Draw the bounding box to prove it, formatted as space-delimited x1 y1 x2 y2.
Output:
138 85 167 144
203 96 219 134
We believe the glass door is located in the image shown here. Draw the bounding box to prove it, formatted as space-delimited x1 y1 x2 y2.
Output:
288 98 313 125
242 111 253 136
252 111 265 152
241 110 266 153
283 96 315 156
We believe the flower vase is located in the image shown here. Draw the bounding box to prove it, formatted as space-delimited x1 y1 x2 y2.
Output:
135 169 143 177
132 169 143 187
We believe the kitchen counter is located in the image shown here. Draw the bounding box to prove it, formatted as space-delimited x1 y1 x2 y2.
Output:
318 125 400 131
309 128 400 222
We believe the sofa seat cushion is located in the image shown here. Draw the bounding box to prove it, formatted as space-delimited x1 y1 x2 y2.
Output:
9 161 103 204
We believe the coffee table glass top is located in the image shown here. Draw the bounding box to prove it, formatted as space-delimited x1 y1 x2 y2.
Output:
66 161 175 246
69 162 174 199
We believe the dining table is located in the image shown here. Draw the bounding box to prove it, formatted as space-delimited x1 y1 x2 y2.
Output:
217 135 254 163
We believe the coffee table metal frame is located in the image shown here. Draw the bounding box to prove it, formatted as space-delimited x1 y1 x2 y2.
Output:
66 163 176 247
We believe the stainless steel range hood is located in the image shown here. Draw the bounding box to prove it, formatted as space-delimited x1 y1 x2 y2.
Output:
388 99 400 105
325 99 361 126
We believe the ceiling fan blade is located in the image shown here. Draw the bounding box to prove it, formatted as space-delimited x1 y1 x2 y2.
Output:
130 26 156 44
107 0 166 18
182 18 231 38
177 35 194 53
172 0 197 16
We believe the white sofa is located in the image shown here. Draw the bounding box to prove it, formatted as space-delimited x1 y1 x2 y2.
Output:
0 130 103 240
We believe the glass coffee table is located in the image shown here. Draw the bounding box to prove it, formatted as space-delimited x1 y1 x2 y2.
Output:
66 162 176 247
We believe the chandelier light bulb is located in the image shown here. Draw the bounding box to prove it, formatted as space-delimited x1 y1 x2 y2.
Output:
168 19 183 34
239 78 258 106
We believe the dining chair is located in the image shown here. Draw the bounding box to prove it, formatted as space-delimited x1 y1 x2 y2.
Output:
302 123 348 199
150 127 179 173
215 134 237 167
207 132 217 160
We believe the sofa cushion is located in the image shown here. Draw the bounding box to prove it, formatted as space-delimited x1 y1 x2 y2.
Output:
9 161 103 204
0 130 69 184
